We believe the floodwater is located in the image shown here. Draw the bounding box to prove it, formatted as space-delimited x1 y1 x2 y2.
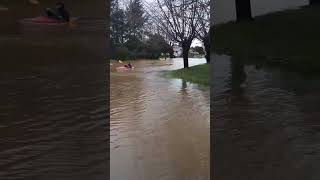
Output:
212 54 320 180
110 58 210 180
0 3 108 180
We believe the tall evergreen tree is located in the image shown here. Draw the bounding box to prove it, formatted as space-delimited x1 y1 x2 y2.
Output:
126 0 148 41
111 0 127 46
110 0 172 60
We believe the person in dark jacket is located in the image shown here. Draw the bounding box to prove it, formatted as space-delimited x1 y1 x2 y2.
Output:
124 62 132 69
46 2 70 22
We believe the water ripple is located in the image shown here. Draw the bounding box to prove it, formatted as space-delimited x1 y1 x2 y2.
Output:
111 59 210 180
212 54 320 180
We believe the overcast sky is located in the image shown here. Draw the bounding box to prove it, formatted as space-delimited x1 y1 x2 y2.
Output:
191 39 203 47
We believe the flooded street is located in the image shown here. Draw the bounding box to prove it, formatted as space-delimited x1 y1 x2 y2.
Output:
0 3 108 179
111 59 210 180
212 54 320 180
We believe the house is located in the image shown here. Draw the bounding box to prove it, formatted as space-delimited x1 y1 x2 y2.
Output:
212 0 316 25
189 49 200 57
173 45 182 57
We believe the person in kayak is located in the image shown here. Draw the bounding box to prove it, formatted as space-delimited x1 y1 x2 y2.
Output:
46 2 70 22
124 62 132 69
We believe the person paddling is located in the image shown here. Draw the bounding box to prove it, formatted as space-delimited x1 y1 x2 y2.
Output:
124 62 132 69
46 2 70 22
127 62 132 68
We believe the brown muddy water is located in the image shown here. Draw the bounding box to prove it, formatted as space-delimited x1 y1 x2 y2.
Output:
110 58 210 180
212 54 320 180
0 3 108 180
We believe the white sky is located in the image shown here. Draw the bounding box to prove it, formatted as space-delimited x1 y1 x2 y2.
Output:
191 39 203 47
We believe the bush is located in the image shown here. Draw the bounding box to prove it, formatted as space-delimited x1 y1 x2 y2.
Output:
114 47 130 60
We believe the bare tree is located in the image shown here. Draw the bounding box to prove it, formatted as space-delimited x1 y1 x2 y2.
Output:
195 0 210 63
145 0 202 68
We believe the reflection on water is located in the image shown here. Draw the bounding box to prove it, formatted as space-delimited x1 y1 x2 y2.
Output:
111 59 210 180
212 54 320 180
0 4 108 179
230 57 246 90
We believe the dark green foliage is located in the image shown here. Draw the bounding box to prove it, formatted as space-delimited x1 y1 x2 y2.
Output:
143 34 174 59
110 0 126 46
191 46 205 55
110 0 173 60
114 46 130 60
126 0 147 40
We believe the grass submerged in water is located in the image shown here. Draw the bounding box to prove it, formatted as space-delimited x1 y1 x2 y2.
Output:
165 64 209 86
213 5 320 73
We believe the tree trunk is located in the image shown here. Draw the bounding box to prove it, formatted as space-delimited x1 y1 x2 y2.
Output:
203 34 210 63
182 41 191 68
235 0 252 22
310 0 320 5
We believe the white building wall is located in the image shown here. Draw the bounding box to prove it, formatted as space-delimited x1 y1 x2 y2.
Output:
250 0 309 17
173 46 182 57
212 0 237 25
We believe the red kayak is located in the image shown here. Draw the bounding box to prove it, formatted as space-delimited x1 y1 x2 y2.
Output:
20 16 77 25
116 66 134 72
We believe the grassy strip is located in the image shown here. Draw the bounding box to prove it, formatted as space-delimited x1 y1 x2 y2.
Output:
166 64 209 86
212 5 320 73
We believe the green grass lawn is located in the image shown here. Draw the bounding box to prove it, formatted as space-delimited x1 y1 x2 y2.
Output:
166 64 209 86
213 5 320 73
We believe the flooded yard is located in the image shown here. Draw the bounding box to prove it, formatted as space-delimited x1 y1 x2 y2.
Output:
0 2 108 179
212 54 320 180
111 59 210 180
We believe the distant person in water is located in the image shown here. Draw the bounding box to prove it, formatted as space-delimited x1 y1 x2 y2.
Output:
46 2 70 22
124 62 132 69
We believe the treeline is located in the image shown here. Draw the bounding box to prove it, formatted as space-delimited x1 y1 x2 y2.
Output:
110 0 173 60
